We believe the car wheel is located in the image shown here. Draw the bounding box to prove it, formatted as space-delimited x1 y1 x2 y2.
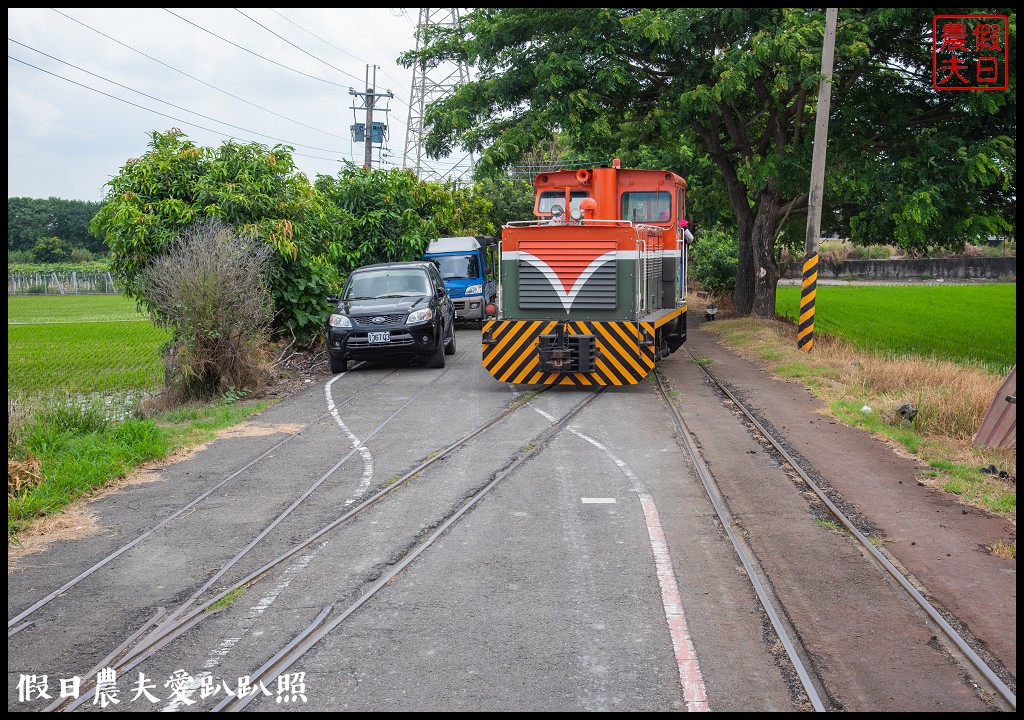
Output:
427 328 446 368
444 323 457 355
329 353 348 374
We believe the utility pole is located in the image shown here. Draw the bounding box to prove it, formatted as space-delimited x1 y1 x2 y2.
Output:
349 65 393 171
798 7 838 353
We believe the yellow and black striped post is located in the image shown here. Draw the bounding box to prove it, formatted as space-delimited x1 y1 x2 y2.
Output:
797 252 818 352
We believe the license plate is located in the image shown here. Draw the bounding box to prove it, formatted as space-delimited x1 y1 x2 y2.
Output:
367 331 390 344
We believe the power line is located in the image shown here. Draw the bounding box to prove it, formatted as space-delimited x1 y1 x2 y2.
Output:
234 8 367 87
7 55 356 165
267 7 411 106
49 8 346 141
8 40 346 154
161 8 408 143
162 8 352 89
8 8 438 200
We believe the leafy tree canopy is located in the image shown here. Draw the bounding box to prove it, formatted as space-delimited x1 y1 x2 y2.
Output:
90 129 345 341
90 129 500 342
8 197 105 254
401 8 1015 316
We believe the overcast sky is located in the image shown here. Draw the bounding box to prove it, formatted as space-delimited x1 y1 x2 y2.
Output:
7 7 467 202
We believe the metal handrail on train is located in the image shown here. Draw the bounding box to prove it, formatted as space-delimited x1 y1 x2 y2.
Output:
503 218 638 228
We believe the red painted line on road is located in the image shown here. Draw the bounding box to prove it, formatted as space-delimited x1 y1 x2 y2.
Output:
640 497 710 711
531 406 710 709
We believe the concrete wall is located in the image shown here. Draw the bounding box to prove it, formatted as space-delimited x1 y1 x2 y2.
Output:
785 256 1016 280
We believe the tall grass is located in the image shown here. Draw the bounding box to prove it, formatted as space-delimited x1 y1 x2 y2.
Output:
8 400 168 538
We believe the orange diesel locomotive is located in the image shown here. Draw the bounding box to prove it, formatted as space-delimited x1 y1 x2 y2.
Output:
482 160 691 386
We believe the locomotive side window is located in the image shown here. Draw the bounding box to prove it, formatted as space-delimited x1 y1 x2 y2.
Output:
538 190 590 216
621 191 672 223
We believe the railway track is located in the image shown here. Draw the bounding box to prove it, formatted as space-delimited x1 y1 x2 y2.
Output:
16 344 608 712
653 348 1016 712
8 331 1014 712
210 389 604 712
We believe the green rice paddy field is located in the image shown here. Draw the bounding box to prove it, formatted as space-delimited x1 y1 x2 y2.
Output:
8 295 170 398
6 284 1017 402
775 283 1016 373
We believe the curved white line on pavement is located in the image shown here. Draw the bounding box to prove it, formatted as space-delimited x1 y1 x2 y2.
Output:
530 405 709 712
161 371 377 711
325 372 375 500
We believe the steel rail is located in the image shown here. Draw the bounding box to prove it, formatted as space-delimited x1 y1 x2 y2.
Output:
78 385 550 689
48 357 546 711
213 388 606 712
683 347 1016 711
7 414 326 634
8 364 396 634
653 371 827 711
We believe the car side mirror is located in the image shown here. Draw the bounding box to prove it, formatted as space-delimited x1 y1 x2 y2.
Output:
327 294 338 304
435 286 446 299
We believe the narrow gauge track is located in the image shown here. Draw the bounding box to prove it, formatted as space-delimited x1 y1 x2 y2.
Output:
7 365 401 638
40 357 573 712
210 389 605 712
655 350 1016 712
651 370 825 711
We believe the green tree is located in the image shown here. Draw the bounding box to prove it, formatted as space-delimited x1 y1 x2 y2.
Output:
400 8 1015 317
473 177 535 230
8 197 104 254
51 198 107 253
313 162 493 277
31 235 73 263
8 197 50 252
89 129 345 341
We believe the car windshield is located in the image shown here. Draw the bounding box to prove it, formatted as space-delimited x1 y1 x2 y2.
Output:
345 270 430 299
430 254 479 280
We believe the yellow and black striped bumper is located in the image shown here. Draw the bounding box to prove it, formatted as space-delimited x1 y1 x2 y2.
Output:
481 319 659 386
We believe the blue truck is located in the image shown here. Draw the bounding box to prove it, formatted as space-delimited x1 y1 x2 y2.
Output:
422 235 496 324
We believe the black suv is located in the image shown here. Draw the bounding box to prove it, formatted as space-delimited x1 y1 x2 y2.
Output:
326 261 457 372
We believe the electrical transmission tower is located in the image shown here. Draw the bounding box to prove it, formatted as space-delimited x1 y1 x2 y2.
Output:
402 8 475 183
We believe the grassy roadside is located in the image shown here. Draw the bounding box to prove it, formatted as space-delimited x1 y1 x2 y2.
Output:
8 394 275 542
7 293 287 544
688 294 1015 559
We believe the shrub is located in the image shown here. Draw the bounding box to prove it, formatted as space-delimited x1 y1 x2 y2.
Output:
69 247 100 263
141 219 275 403
7 249 34 264
855 244 897 260
819 239 856 264
690 226 739 294
31 236 73 263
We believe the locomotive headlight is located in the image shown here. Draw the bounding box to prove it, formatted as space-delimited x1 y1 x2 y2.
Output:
570 207 584 221
465 284 482 295
329 313 352 328
550 204 564 219
407 308 434 324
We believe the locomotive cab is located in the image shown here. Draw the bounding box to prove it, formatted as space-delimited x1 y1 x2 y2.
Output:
482 160 690 386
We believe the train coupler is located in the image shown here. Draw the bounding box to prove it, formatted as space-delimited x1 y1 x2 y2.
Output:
537 322 597 373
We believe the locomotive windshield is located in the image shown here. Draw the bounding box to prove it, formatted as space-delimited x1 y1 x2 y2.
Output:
621 191 672 223
538 190 590 216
